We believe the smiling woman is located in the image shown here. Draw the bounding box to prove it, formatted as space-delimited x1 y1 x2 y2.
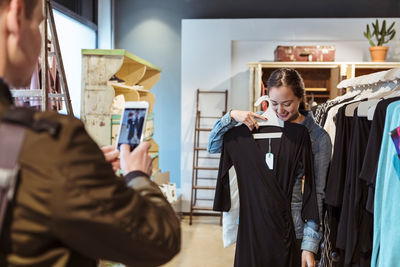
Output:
267 68 306 124
208 67 332 267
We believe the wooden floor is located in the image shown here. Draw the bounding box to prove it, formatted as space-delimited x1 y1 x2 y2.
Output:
162 216 236 267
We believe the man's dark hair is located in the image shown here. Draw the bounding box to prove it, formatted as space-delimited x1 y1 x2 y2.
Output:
0 0 40 19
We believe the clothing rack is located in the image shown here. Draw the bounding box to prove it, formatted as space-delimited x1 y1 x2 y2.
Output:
337 68 400 89
316 68 400 267
10 0 73 115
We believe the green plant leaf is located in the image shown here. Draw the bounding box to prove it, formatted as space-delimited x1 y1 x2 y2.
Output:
365 19 395 46
364 24 374 46
366 25 371 37
387 21 395 33
389 30 396 41
382 20 387 35
369 39 376 46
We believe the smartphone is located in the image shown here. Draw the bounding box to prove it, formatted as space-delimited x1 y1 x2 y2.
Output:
116 101 149 151
390 126 400 159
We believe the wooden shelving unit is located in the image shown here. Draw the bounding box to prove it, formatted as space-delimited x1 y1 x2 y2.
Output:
81 49 160 146
81 49 161 173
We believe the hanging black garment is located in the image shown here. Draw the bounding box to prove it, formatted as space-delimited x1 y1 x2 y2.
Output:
323 104 356 266
325 104 356 208
213 123 319 267
335 108 372 267
359 96 400 213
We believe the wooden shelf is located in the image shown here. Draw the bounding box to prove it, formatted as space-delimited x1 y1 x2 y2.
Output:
248 61 400 110
81 49 161 147
248 61 340 69
306 88 328 92
109 81 156 112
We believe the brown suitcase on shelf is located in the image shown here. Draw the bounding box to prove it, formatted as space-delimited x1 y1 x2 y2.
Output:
274 45 335 62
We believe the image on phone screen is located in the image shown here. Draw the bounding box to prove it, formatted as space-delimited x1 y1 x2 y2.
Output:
118 108 146 150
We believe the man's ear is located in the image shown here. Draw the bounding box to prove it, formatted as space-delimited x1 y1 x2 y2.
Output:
6 0 23 36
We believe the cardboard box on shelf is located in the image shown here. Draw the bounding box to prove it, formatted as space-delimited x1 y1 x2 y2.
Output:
154 171 170 185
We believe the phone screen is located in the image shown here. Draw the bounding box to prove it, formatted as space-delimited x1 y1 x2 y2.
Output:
390 126 400 160
118 108 147 150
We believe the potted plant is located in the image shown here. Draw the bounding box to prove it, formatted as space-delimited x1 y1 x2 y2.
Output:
364 19 396 62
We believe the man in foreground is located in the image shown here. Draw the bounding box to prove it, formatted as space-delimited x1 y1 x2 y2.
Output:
0 0 180 266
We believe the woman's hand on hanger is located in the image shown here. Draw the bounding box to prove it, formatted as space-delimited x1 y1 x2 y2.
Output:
230 110 267 131
301 250 315 267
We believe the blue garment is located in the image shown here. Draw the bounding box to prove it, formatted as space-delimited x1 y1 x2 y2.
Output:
208 110 332 253
371 101 400 267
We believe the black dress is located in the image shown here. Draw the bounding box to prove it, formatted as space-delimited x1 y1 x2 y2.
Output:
325 104 356 208
359 96 400 213
324 104 356 266
335 108 372 266
213 123 319 267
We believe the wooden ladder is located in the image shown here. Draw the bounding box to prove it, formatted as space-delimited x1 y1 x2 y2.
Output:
189 89 228 225
10 0 73 115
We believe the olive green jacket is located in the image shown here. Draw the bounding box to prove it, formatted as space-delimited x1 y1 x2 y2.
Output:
0 83 180 267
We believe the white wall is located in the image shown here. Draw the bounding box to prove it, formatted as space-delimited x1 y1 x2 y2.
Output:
181 18 400 212
54 10 97 117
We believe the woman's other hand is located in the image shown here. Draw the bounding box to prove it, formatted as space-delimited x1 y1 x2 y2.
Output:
230 110 267 131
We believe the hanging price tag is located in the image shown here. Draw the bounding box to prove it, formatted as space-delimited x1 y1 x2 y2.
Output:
265 153 274 170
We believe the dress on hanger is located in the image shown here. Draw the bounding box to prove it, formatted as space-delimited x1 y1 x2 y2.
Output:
359 96 400 213
323 103 356 266
213 123 319 267
335 108 372 267
325 104 356 208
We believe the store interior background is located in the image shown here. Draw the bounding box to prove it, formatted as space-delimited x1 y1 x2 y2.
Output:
53 0 400 212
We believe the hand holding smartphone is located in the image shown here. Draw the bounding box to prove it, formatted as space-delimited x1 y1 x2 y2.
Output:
116 101 149 151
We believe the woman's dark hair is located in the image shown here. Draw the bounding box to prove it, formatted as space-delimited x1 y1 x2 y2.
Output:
266 68 307 110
